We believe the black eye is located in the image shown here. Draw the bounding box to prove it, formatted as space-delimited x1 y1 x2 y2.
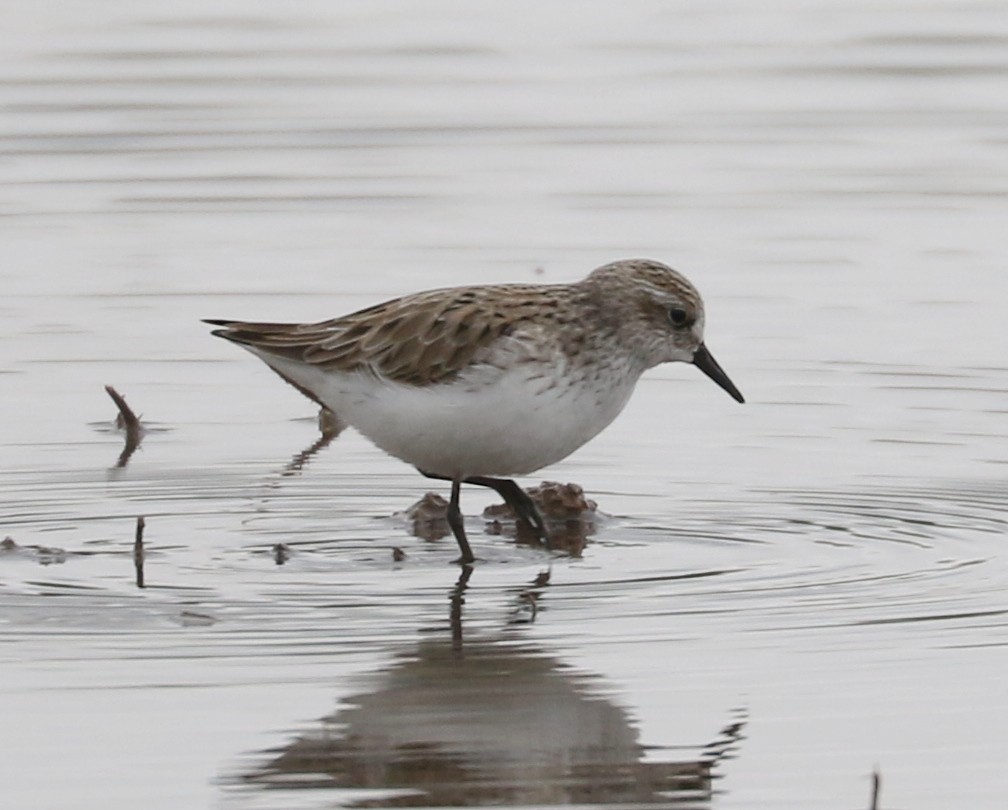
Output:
667 307 688 327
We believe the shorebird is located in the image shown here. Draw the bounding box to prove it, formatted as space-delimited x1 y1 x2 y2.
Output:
206 258 744 563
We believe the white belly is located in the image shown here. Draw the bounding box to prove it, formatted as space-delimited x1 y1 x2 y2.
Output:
258 349 640 478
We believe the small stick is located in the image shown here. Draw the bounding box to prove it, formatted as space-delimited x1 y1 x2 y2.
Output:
272 543 290 565
134 516 146 588
106 385 144 467
106 385 141 432
870 767 881 810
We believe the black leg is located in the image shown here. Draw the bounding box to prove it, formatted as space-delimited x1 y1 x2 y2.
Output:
417 469 549 557
445 477 475 565
465 476 549 542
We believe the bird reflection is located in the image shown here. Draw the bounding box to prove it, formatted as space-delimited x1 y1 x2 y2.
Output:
242 570 743 806
449 564 472 652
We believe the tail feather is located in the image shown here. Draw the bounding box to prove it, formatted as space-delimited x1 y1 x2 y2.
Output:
203 318 333 353
204 319 331 408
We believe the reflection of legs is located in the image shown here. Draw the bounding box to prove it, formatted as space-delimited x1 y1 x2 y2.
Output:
445 478 475 565
449 565 473 652
465 476 548 542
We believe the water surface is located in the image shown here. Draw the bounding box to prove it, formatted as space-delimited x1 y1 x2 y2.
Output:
2 2 1007 808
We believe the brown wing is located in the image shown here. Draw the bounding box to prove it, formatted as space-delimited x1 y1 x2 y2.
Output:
205 283 555 386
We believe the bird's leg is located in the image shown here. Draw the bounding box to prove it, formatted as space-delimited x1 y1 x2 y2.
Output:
465 475 549 544
445 477 475 565
418 469 478 562
418 469 548 556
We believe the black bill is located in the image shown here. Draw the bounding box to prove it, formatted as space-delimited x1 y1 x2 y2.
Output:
693 343 744 403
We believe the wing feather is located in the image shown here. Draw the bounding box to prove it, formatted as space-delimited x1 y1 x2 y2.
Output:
206 283 559 386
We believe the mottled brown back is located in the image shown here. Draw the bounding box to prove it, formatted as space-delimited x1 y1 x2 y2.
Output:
206 258 704 388
206 283 570 386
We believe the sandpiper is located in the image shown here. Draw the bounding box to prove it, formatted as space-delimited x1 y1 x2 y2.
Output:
206 258 743 564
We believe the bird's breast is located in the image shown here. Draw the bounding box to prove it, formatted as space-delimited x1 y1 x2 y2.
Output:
325 348 641 477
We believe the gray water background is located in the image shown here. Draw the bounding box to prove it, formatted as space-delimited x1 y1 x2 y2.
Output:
2 1 1007 808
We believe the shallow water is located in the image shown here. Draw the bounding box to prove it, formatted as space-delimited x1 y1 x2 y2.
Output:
2 1 1008 808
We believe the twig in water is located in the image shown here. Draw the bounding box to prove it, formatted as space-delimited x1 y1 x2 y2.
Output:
870 767 881 810
134 516 146 588
105 385 144 467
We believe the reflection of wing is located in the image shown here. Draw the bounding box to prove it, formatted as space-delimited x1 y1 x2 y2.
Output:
242 639 734 806
206 283 553 386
